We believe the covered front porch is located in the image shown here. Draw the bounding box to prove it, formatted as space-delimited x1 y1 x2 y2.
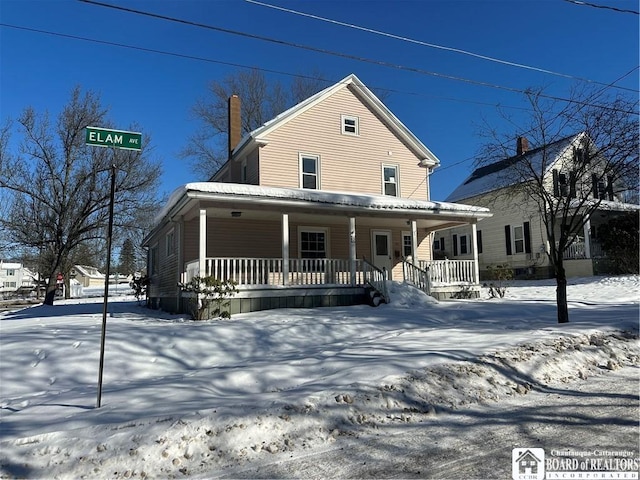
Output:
149 183 491 315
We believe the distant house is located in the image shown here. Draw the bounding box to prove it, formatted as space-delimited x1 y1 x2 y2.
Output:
70 265 105 287
0 261 25 293
144 73 492 315
438 133 639 279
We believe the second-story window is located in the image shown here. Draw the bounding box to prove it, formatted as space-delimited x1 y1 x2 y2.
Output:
383 165 399 196
300 153 320 189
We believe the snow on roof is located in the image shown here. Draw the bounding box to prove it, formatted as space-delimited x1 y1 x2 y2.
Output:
155 182 491 226
0 262 22 270
446 133 582 202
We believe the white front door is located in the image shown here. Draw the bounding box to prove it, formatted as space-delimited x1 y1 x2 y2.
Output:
371 230 393 279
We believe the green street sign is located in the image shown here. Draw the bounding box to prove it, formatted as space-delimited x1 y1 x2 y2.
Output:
86 126 142 151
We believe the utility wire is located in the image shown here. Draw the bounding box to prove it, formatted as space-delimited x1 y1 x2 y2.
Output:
76 0 639 115
562 0 639 15
0 23 532 113
246 0 638 93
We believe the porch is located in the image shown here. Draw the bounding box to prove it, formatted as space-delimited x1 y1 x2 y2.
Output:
181 256 478 312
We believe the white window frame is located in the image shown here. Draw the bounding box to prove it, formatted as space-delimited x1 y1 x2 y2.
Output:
513 225 525 254
341 114 359 136
297 226 329 258
459 234 470 255
402 231 412 259
6 269 15 276
299 153 320 190
382 164 399 197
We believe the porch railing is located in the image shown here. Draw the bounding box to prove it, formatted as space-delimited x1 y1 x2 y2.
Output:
563 241 604 260
182 258 364 287
418 259 475 285
362 259 389 304
402 260 431 294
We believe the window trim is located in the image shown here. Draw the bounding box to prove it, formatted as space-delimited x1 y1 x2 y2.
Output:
402 231 412 259
166 228 176 257
297 226 330 258
513 224 525 254
341 114 359 136
299 153 320 190
382 164 400 197
453 233 472 256
149 243 159 275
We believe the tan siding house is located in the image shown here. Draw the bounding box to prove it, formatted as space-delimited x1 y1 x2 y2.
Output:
144 74 491 316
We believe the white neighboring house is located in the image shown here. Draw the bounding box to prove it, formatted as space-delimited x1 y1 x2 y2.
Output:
0 261 37 294
438 133 639 280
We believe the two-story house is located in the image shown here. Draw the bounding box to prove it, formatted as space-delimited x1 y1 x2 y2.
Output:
438 133 639 280
144 74 492 315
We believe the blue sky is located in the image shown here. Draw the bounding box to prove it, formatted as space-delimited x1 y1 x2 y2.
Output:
1 0 638 201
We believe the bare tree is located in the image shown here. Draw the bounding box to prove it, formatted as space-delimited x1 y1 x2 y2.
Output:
0 87 162 305
476 86 638 323
182 69 333 179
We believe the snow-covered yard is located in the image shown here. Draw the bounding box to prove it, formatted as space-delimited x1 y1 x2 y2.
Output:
0 276 638 479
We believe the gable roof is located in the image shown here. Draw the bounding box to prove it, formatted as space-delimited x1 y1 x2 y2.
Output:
228 73 441 168
446 133 584 203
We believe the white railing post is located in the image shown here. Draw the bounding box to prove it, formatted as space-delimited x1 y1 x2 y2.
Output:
282 214 289 286
349 217 357 285
199 209 207 279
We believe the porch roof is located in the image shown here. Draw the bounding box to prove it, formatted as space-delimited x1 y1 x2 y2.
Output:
154 182 491 229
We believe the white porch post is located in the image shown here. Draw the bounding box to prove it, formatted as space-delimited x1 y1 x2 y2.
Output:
349 217 356 285
471 221 480 285
410 220 418 264
282 213 289 286
199 209 207 277
583 218 592 259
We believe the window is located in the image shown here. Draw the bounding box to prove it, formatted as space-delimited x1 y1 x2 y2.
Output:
300 154 320 190
459 235 469 255
433 238 440 251
513 225 524 254
382 165 399 196
341 115 359 136
241 159 247 183
453 234 472 256
402 232 412 258
299 228 327 258
166 229 176 257
6 269 15 276
149 244 159 275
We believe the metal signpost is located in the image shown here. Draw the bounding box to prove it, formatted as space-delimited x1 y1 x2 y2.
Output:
86 126 142 408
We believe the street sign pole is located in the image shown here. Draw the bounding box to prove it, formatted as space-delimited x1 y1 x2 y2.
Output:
86 126 142 409
96 162 116 409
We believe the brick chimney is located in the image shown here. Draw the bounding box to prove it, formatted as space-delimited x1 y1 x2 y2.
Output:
228 94 241 159
517 136 529 156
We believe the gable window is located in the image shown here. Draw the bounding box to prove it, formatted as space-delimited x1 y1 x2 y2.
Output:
382 164 399 196
299 228 327 258
341 115 359 136
300 154 320 190
166 229 176 257
6 269 15 276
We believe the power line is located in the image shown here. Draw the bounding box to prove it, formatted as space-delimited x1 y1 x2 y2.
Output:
245 0 638 93
0 23 532 113
76 0 639 115
562 0 639 15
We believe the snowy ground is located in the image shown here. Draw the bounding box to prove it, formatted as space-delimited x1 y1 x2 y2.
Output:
0 276 638 479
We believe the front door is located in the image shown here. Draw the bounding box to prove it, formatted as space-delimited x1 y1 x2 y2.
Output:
371 230 393 279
